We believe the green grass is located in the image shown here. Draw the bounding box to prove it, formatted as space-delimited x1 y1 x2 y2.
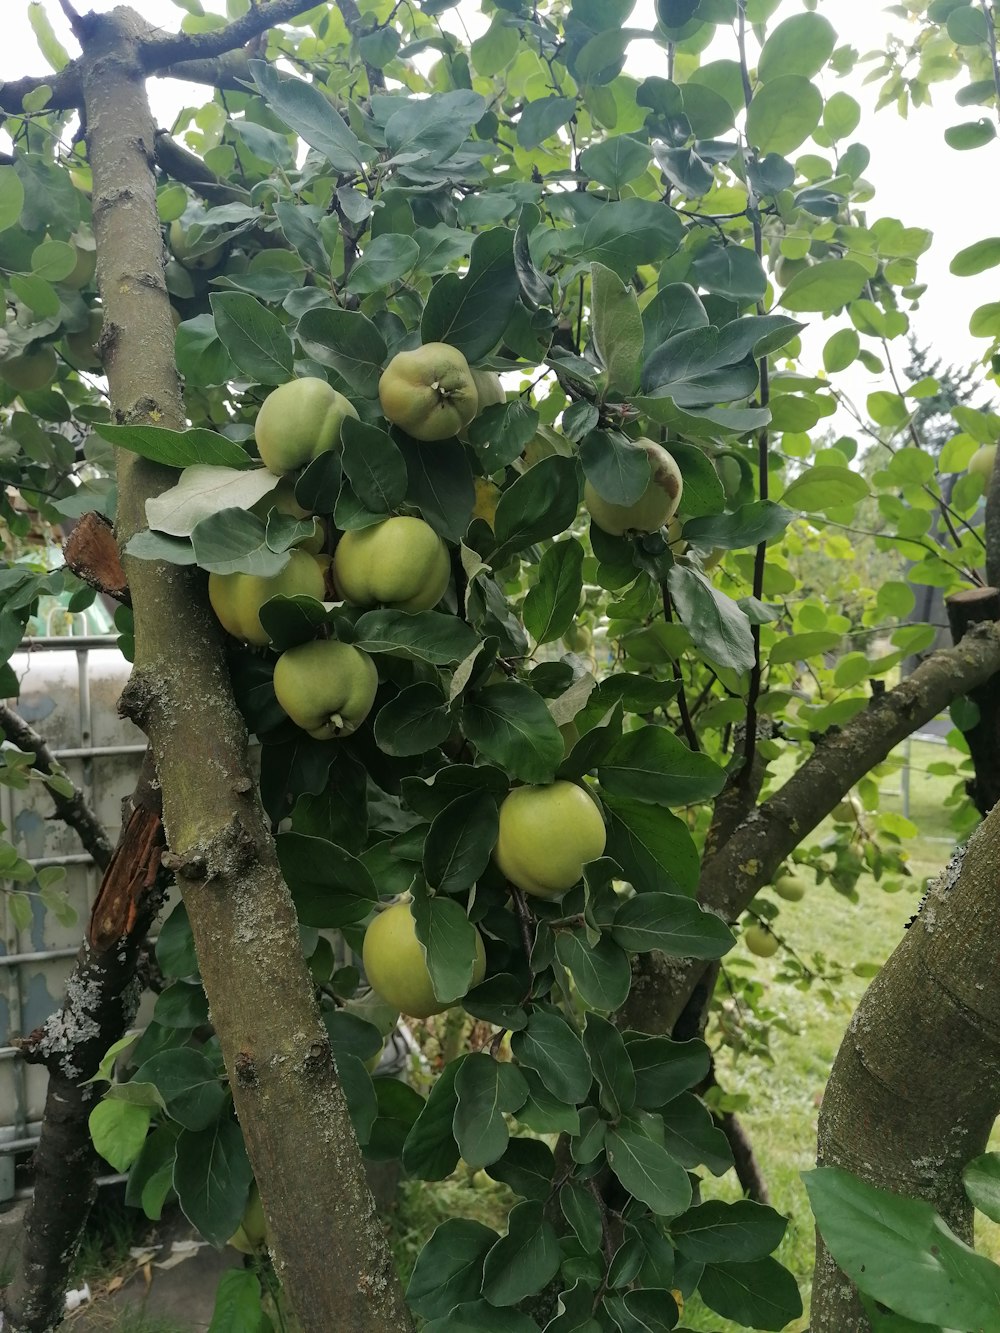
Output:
391 738 991 1331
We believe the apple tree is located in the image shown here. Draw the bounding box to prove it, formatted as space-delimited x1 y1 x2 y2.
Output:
0 2 998 1332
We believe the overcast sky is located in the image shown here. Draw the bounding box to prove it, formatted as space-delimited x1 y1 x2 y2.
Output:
0 1 994 409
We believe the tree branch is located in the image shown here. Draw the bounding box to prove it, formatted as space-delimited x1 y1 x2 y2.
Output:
0 702 114 870
619 621 1000 1033
154 130 252 207
140 0 322 72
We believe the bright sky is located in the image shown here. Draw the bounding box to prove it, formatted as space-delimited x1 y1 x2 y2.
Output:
1 1 995 408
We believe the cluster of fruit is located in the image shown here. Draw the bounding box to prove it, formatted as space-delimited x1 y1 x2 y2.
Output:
363 780 608 1020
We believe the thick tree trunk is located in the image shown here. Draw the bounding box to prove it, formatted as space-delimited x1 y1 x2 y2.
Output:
3 763 166 1333
811 804 1000 1332
78 11 412 1331
618 622 1000 1034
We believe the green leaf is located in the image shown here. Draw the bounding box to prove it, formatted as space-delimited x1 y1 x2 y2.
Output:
407 1219 498 1319
944 119 996 150
583 1014 636 1118
745 76 823 155
511 1009 593 1105
964 1153 1000 1224
555 930 632 1011
482 1200 562 1306
769 630 843 665
402 1056 466 1180
604 798 700 896
626 1036 710 1109
599 725 726 806
249 60 364 172
606 1125 692 1219
173 1117 252 1248
612 892 734 958
462 682 565 784
692 243 767 303
662 1093 733 1174
296 307 387 399
133 1050 226 1132
423 1303 542 1332
422 228 519 362
823 328 861 372
453 1052 528 1168
517 96 577 150
491 454 582 561
347 233 419 296
32 239 76 282
673 1199 788 1263
698 1258 803 1330
385 89 487 167
374 683 452 757
578 200 684 279
579 135 651 190
780 260 870 312
681 501 791 550
642 283 709 357
781 465 869 513
411 889 484 1006
487 1138 555 1202
340 418 406 513
275 832 378 927
947 4 989 43
805 1166 1000 1329
523 538 585 645
950 237 1000 277
561 1184 604 1253
397 435 475 542
95 424 252 470
354 609 479 665
580 431 653 507
758 12 836 80
190 509 289 577
823 91 862 140
154 981 209 1030
0 166 25 231
210 293 293 385
89 1099 152 1172
591 264 644 394
667 566 755 673
208 1269 271 1333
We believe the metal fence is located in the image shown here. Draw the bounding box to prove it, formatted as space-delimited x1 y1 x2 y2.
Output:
1 635 144 1181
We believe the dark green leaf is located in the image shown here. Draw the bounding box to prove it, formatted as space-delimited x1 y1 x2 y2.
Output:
681 501 791 550
698 1258 802 1331
173 1117 252 1248
396 435 475 542
402 1055 466 1180
453 1052 528 1168
407 1218 498 1319
421 228 519 361
133 1050 225 1132
517 97 577 149
612 892 734 958
556 930 632 1011
511 1009 593 1105
374 683 452 757
523 538 585 644
599 725 726 806
275 832 378 927
580 430 652 506
462 682 565 783
487 1137 555 1201
626 1036 710 1108
296 307 387 399
95 424 251 470
249 60 364 172
340 417 407 513
606 1126 692 1219
492 455 581 561
673 1199 788 1263
354 609 479 664
582 1014 636 1117
412 888 484 1006
604 799 700 896
662 1094 733 1174
210 294 294 385
667 566 755 673
423 791 499 894
481 1200 562 1305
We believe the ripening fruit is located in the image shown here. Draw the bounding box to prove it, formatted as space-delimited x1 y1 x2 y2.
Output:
773 873 806 903
59 240 97 292
208 549 326 646
494 781 607 899
0 345 57 393
968 444 997 481
378 343 479 441
169 219 226 271
832 794 862 823
62 310 104 371
228 1184 268 1254
584 440 683 536
273 639 378 740
362 900 486 1019
470 367 505 411
562 624 592 653
333 516 450 612
744 924 779 958
254 378 359 475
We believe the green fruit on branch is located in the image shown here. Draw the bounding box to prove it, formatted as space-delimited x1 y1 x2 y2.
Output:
494 781 607 899
832 794 862 823
773 873 806 903
273 639 378 740
968 443 997 480
470 367 505 411
228 1183 268 1254
744 924 779 958
0 345 57 393
207 549 326 646
252 476 324 554
378 342 478 441
168 218 226 271
333 515 450 611
254 377 359 475
62 310 104 371
562 624 592 653
362 899 486 1020
584 440 683 536
59 239 97 292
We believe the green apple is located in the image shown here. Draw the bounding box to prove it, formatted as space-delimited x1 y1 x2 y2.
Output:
744 924 779 958
494 781 607 899
362 900 486 1020
254 378 359 475
1 345 57 393
207 549 326 646
584 440 683 536
59 240 97 292
773 873 806 903
968 444 997 481
333 516 450 612
273 639 378 740
378 343 478 441
169 218 226 271
470 368 505 411
62 309 104 371
228 1183 268 1254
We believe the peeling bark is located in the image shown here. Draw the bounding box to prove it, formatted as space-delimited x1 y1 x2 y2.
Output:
811 808 1000 1332
2 763 166 1333
619 621 1000 1034
77 10 412 1331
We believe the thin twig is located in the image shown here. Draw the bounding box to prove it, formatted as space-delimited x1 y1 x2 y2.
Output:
661 582 700 751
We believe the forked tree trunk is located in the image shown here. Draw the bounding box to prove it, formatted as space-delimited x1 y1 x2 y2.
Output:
78 10 411 1331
